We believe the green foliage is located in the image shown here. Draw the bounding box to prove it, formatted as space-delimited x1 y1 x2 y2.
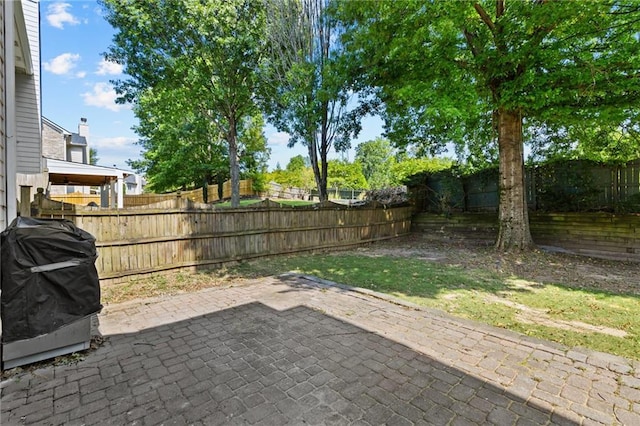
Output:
286 155 308 173
533 161 603 212
89 148 99 166
238 113 270 178
327 159 368 190
336 0 640 155
247 171 268 193
355 137 394 189
101 0 268 206
390 156 454 186
355 137 454 188
334 0 640 248
259 0 364 201
528 120 640 165
266 155 316 190
126 84 229 192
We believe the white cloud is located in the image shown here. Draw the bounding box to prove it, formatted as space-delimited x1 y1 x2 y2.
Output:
76 71 87 78
96 59 123 76
46 3 80 29
92 136 136 149
268 131 291 146
43 53 81 75
81 83 128 112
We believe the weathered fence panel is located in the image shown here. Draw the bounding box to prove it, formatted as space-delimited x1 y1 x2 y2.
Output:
413 212 640 262
415 159 640 213
50 193 101 206
38 202 412 283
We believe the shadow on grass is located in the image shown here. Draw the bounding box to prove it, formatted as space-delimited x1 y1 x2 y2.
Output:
215 253 640 360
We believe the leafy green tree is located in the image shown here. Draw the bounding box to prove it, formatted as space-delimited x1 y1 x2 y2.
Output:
260 0 363 201
101 0 267 207
89 148 99 166
238 113 270 193
327 160 368 191
390 157 454 187
126 83 228 193
528 121 640 164
355 138 394 189
267 155 315 190
286 155 308 174
336 1 640 250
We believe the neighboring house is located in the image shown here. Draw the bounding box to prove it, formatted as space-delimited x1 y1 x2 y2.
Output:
42 116 146 197
2 0 42 230
1 0 139 217
124 173 146 195
43 116 92 194
42 116 89 164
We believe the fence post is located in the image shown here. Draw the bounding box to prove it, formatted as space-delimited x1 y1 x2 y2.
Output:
19 186 32 217
33 188 45 217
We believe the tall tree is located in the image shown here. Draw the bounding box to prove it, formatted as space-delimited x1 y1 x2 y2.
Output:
355 137 394 189
327 160 368 191
336 1 640 250
101 0 267 207
127 83 229 193
237 113 271 194
260 0 362 201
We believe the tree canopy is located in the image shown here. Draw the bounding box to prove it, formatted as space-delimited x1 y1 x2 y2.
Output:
355 138 394 189
327 160 368 190
101 0 268 206
335 0 640 250
260 0 363 201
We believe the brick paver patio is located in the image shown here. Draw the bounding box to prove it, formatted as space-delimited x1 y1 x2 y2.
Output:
2 274 639 425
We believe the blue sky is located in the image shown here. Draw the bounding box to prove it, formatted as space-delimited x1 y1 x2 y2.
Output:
40 0 384 172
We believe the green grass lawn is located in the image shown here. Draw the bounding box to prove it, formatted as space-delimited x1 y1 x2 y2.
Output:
105 250 640 360
225 254 640 360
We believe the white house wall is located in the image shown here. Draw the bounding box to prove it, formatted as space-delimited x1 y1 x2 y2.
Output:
15 0 40 175
68 146 85 163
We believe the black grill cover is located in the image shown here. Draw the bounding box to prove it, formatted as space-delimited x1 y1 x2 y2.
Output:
1 217 102 343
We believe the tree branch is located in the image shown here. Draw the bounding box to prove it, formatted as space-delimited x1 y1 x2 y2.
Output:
473 3 495 33
496 0 504 19
463 29 480 58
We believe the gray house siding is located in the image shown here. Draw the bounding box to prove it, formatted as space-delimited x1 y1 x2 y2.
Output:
0 2 6 230
15 0 41 174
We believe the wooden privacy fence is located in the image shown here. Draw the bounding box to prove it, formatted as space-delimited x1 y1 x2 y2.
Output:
52 179 256 207
37 200 412 284
50 193 101 206
413 159 640 213
413 212 640 262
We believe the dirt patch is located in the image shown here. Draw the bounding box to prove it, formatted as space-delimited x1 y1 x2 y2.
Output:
352 233 640 296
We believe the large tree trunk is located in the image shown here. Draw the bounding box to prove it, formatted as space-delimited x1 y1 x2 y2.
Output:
228 117 241 208
308 137 328 201
495 108 534 251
